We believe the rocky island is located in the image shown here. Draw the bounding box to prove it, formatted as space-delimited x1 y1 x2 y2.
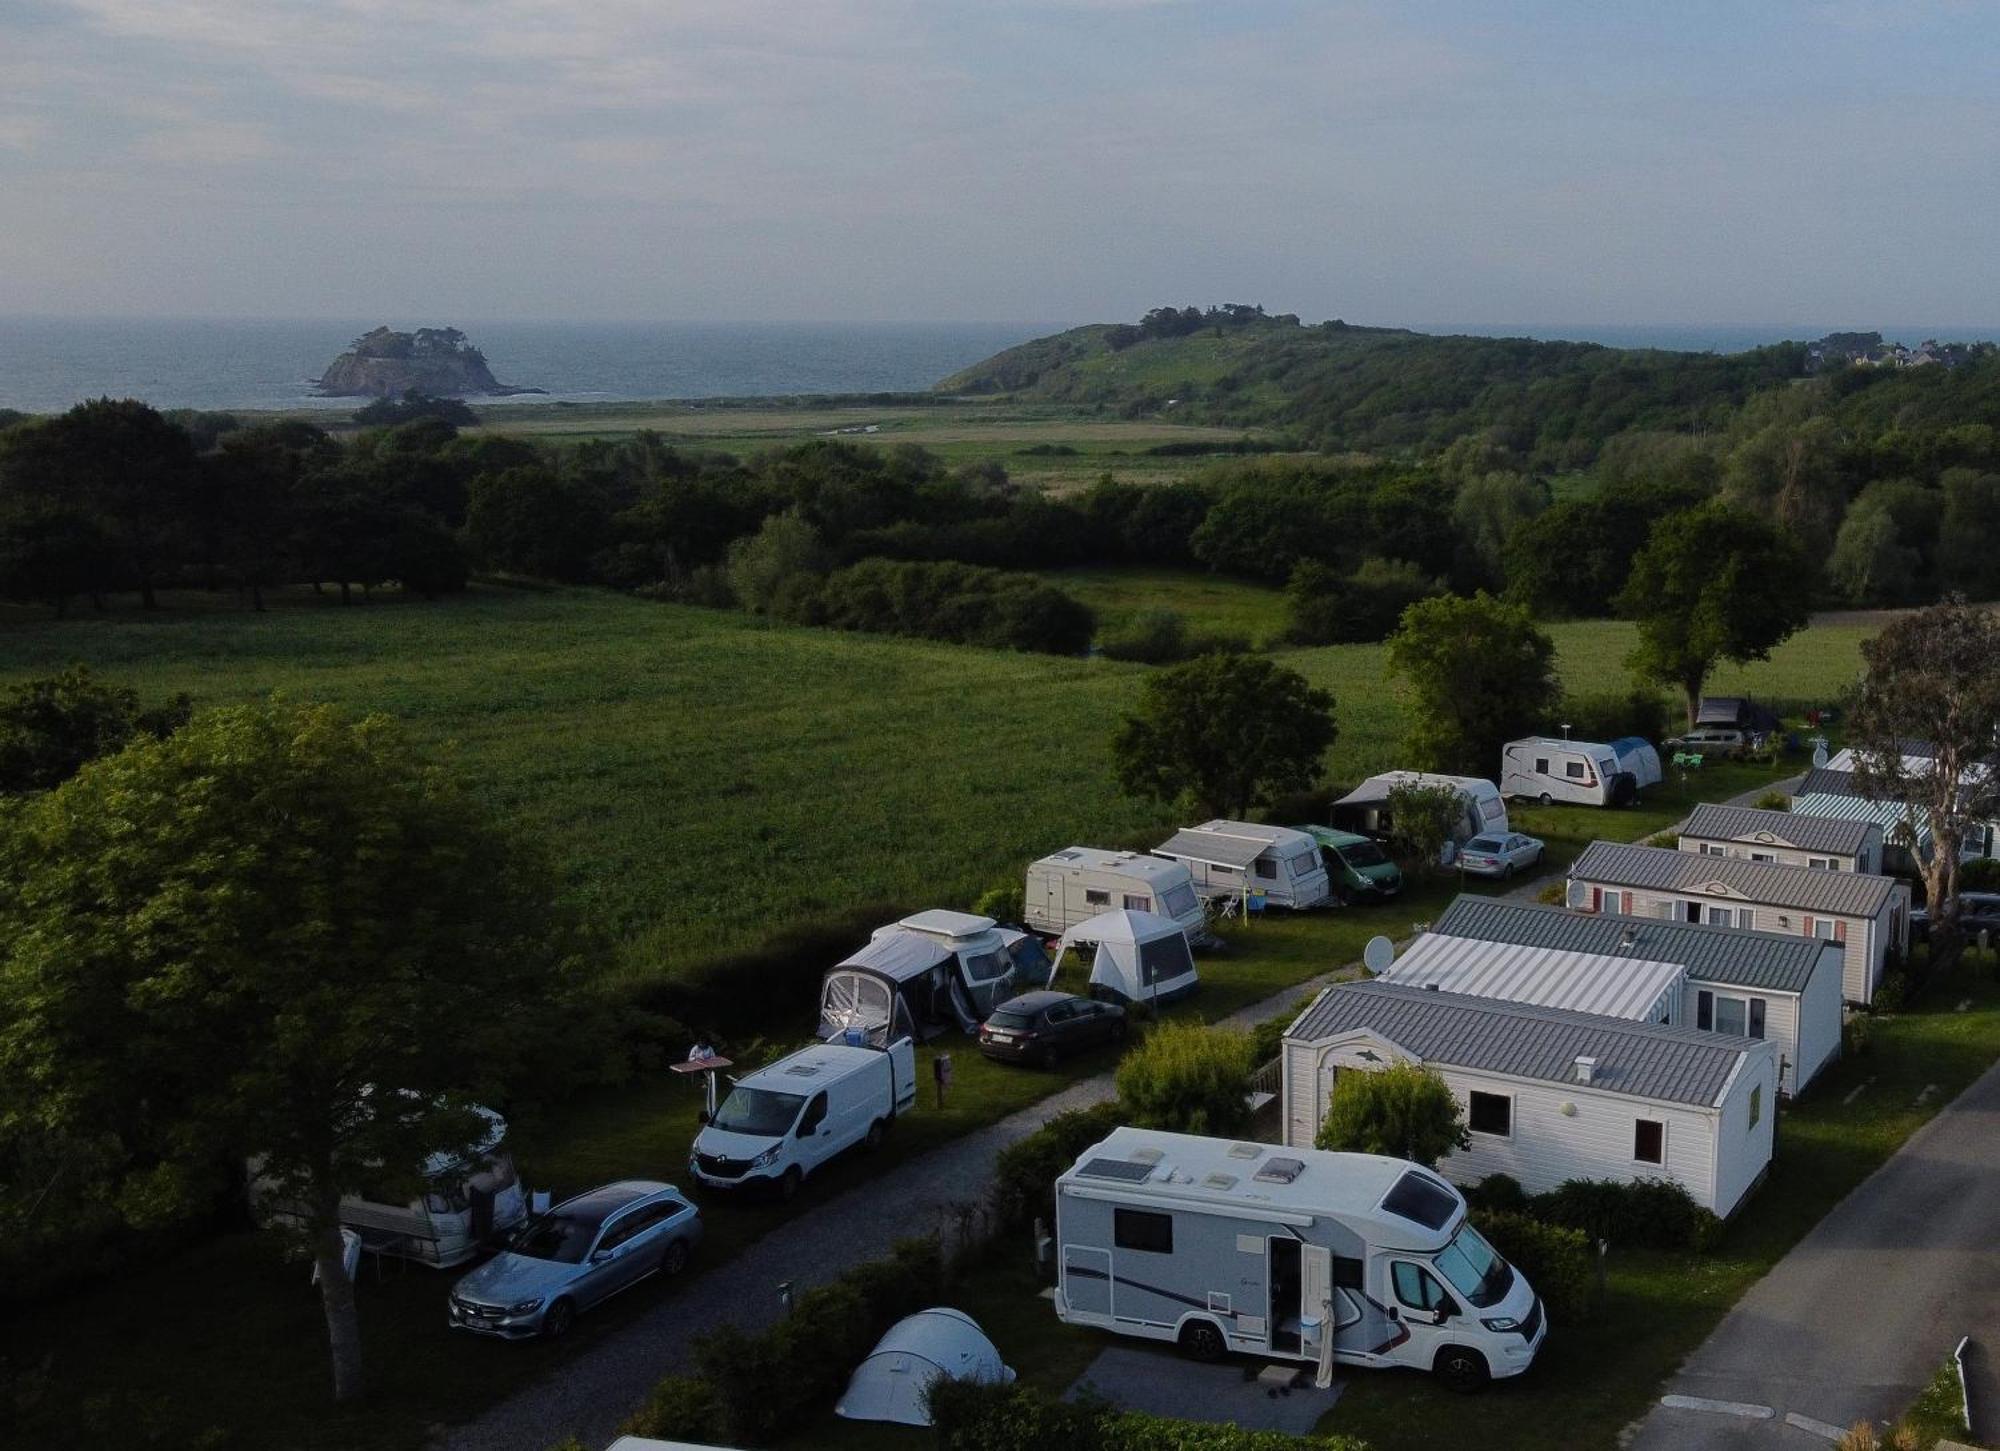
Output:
315 326 542 398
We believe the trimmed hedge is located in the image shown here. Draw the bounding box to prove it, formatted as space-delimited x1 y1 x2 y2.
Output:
991 1100 1124 1233
929 1381 1372 1450
1530 1177 1721 1251
1475 1210 1594 1322
1114 1021 1258 1138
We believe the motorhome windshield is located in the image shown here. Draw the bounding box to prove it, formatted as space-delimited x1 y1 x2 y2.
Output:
1338 840 1389 869
711 1086 806 1137
511 1213 595 1264
1433 1223 1514 1308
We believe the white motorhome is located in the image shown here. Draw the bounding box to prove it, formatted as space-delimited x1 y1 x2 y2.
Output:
690 1039 916 1201
252 1104 526 1269
1331 773 1509 863
1055 1127 1545 1393
1025 847 1207 941
1500 737 1637 807
1152 820 1332 910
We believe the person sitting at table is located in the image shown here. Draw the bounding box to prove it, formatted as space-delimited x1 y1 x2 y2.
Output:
687 1039 716 1064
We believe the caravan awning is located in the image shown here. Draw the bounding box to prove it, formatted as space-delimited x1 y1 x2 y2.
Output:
1155 829 1267 870
836 929 953 984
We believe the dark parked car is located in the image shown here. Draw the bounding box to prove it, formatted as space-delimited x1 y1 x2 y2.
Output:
978 991 1126 1068
1911 891 2000 945
448 1180 700 1339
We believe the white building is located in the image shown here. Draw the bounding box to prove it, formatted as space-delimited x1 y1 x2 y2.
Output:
1282 980 1777 1217
1569 840 1909 1007
1679 803 1883 875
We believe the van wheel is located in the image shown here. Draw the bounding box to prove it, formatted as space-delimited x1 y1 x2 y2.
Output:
1178 1320 1227 1363
863 1118 886 1152
1434 1346 1489 1393
541 1298 575 1339
777 1167 802 1203
661 1239 690 1277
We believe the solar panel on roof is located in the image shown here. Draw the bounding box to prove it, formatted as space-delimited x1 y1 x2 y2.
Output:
1252 1157 1305 1184
1078 1157 1156 1183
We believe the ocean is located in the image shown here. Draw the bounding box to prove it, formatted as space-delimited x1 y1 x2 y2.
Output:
1 317 1993 415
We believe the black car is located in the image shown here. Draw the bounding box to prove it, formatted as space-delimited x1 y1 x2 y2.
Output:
1911 891 2000 944
977 991 1126 1068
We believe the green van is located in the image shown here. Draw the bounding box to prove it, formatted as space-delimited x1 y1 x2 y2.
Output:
1298 825 1404 902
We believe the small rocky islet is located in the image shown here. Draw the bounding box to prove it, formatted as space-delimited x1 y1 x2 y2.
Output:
315 326 542 398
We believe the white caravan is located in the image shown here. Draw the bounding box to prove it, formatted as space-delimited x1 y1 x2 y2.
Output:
1331 773 1509 864
1055 1127 1544 1392
1025 847 1207 941
690 1039 916 1201
1500 737 1638 807
254 1104 526 1269
1152 820 1333 911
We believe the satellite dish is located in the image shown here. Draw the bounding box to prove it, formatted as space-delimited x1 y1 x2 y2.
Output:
1362 935 1395 974
1565 879 1591 910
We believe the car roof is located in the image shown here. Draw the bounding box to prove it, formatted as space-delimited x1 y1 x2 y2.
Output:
553 1179 673 1224
996 990 1077 1012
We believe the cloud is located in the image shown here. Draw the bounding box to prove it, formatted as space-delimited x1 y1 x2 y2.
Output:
132 121 277 166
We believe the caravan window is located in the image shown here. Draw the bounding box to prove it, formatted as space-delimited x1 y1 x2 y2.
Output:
1085 889 1111 907
1159 883 1198 919
1114 1208 1173 1254
1566 760 1586 779
1136 933 1194 987
1123 894 1151 912
961 949 1008 983
1254 855 1278 880
711 1087 806 1138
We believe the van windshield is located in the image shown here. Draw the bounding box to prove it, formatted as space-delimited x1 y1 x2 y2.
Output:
711 1087 805 1137
1338 840 1389 869
1433 1223 1513 1309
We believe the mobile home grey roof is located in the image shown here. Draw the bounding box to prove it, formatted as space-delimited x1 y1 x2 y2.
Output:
1383 934 1686 1021
1790 791 1935 856
1797 767 1863 799
1681 803 1877 857
1287 980 1758 1107
1430 895 1827 993
1571 840 1900 918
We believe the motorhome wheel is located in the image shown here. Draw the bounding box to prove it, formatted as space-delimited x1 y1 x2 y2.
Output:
863 1118 886 1152
661 1239 690 1277
1177 1320 1227 1363
541 1298 575 1338
1434 1345 1489 1393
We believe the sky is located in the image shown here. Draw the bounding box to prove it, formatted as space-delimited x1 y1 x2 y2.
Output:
2 0 1997 326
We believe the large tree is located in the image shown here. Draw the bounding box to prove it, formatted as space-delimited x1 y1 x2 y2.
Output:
1617 501 1813 725
0 700 583 1401
1848 598 2000 963
1387 591 1560 776
1315 1062 1469 1169
0 664 189 793
1112 652 1337 818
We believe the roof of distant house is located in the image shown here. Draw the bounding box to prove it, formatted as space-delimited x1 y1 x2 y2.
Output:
1571 840 1901 918
1682 803 1877 857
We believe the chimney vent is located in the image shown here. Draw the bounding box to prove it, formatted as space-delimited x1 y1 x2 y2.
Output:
1573 1055 1597 1085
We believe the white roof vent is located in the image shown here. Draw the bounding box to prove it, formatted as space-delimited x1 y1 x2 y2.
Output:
1226 1142 1263 1160
1128 1146 1165 1166
1203 1172 1239 1190
1574 1055 1598 1085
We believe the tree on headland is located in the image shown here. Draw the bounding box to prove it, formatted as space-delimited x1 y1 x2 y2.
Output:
1315 1061 1469 1170
1848 597 2000 965
1112 653 1337 819
1387 591 1560 776
0 700 584 1402
1617 501 1813 726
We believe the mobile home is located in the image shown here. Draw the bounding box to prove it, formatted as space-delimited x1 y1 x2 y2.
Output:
1152 820 1332 910
1569 839 1910 1006
1055 1126 1545 1391
1025 847 1207 941
1431 895 1844 1095
1330 773 1508 862
1379 932 1687 1027
1499 737 1637 807
1792 766 1999 867
1282 981 1778 1217
1679 803 1882 874
816 911 1050 1044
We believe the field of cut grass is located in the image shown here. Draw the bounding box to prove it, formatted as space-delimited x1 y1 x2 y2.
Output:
0 583 1874 981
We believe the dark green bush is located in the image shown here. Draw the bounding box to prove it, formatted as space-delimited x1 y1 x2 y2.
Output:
1872 970 1909 1014
1114 1022 1257 1137
1283 557 1439 645
1529 1177 1721 1251
620 1376 721 1442
1958 858 2000 891
1475 1210 1593 1321
787 558 1095 655
990 1100 1124 1232
930 1381 1370 1450
1463 1172 1528 1214
1553 685 1674 747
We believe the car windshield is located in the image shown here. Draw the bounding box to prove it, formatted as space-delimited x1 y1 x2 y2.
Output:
710 1086 805 1137
1433 1223 1514 1309
986 1008 1034 1029
1339 841 1388 869
1465 836 1503 853
510 1213 597 1264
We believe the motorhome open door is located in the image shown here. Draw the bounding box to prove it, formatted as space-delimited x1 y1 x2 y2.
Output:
1302 1244 1335 1388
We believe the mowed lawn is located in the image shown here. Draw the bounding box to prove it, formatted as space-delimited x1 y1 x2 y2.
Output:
0 583 1877 981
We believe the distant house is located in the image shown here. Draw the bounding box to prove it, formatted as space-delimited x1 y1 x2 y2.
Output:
1792 766 2000 865
1568 841 1909 1006
1282 980 1777 1217
1679 803 1882 874
1429 895 1843 1094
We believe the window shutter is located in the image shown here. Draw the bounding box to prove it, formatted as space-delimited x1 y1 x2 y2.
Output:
1803 914 1815 937
1590 886 1602 913
1696 990 1713 1031
1749 999 1766 1040
1834 919 1848 943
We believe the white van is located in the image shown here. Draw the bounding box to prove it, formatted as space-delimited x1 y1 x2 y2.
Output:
1055 1127 1544 1392
1330 773 1509 864
1152 820 1333 910
1025 847 1207 941
1500 737 1637 807
690 1040 916 1201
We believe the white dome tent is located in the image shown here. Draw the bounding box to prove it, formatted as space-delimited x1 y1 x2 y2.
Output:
834 1307 1015 1427
1053 908 1200 1007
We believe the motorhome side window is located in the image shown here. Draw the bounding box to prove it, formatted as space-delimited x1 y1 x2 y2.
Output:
1535 757 1549 773
1391 1261 1450 1313
1114 1208 1173 1254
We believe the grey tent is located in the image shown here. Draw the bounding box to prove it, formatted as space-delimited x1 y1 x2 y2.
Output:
835 1308 1015 1427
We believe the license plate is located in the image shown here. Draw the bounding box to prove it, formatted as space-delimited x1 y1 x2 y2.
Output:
987 1032 1013 1043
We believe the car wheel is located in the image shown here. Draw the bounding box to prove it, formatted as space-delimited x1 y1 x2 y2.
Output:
660 1239 690 1277
541 1298 575 1339
1534 848 1546 868
1039 1042 1061 1071
1434 1345 1489 1394
1178 1320 1227 1363
777 1167 802 1203
863 1118 886 1152
1502 861 1515 879
1538 792 1553 807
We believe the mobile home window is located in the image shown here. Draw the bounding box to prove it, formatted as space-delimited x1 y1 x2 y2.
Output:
1085 889 1110 907
1750 851 1776 863
1714 997 1747 1036
1808 857 1836 871
1114 1208 1173 1254
1633 1120 1665 1165
1700 842 1725 856
1467 1091 1512 1137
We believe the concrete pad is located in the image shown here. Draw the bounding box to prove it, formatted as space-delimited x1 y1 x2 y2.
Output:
1066 1344 1342 1434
